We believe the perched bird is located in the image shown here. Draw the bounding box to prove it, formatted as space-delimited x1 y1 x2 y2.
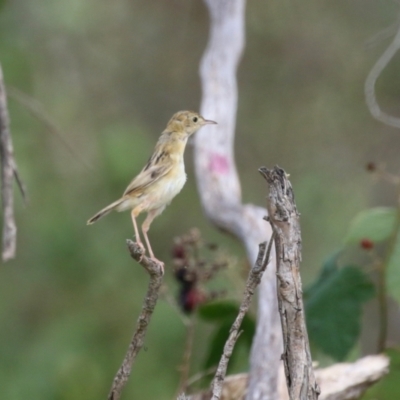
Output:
87 110 217 267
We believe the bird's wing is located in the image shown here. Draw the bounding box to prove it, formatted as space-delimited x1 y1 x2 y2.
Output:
123 161 172 196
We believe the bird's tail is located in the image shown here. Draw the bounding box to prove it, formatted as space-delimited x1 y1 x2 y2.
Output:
87 198 125 225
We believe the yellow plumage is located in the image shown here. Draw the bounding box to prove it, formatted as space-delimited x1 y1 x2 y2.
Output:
87 110 217 266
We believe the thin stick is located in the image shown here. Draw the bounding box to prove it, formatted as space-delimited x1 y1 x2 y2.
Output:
176 317 196 395
365 23 400 129
186 366 216 388
376 183 400 352
0 63 26 262
210 237 275 400
161 284 191 327
108 240 164 400
7 86 93 171
377 259 388 353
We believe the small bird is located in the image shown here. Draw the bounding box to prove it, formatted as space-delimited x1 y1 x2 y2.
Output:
87 110 217 268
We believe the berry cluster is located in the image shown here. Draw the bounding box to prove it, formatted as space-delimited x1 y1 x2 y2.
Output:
172 228 227 313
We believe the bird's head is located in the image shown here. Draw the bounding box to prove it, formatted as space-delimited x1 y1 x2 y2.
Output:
166 111 217 136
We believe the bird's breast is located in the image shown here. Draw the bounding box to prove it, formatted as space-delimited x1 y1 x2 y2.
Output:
147 160 187 210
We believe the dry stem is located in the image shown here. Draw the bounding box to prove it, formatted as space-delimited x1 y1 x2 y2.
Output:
210 238 275 400
176 317 196 396
108 240 164 400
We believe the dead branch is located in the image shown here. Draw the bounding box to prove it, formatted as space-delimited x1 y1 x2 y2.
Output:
210 238 275 400
311 355 388 400
107 240 164 400
365 23 400 129
189 354 389 400
196 1 282 397
0 63 26 262
259 166 319 400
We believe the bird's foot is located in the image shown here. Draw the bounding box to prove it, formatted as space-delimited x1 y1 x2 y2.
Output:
135 241 146 261
150 257 165 274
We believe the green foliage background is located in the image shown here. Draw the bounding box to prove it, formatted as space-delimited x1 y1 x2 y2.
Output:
1 0 400 398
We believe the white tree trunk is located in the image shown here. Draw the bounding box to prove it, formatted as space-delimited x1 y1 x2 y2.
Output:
195 1 282 398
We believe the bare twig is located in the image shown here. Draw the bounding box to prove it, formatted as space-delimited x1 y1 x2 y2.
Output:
365 22 400 129
260 166 320 400
108 240 164 400
364 21 399 50
186 366 217 389
0 63 26 262
376 181 400 352
160 284 191 327
377 258 388 353
196 2 282 397
210 237 275 400
176 317 196 396
7 86 92 171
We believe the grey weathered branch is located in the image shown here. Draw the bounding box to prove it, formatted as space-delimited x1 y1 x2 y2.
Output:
259 166 319 400
190 160 389 400
365 23 400 129
309 355 388 400
189 354 389 400
0 63 26 262
210 238 275 400
195 2 282 398
108 240 164 400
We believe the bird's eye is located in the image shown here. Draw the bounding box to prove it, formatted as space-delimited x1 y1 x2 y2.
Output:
193 117 198 123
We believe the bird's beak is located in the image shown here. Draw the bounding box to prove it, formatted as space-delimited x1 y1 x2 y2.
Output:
204 119 217 125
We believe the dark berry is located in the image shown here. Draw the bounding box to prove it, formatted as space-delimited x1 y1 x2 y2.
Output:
360 238 374 250
179 287 205 313
172 244 186 259
366 162 376 172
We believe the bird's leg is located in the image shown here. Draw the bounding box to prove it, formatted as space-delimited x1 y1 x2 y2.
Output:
142 210 165 272
131 209 145 253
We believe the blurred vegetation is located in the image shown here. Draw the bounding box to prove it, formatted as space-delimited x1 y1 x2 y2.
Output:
1 0 400 399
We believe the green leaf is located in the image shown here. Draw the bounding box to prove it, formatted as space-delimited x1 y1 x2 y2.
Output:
204 320 232 370
345 207 397 244
363 349 400 399
304 251 341 299
240 314 256 348
305 257 375 361
387 231 400 303
200 301 256 372
198 301 240 322
203 318 255 372
314 250 341 282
